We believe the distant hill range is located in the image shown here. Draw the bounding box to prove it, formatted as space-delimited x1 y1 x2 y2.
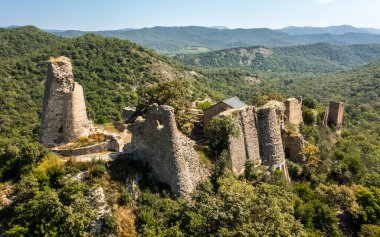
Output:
279 25 380 35
174 43 380 73
3 25 380 54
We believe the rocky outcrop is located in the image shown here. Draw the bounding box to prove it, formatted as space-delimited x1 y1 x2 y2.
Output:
40 56 91 147
128 104 209 196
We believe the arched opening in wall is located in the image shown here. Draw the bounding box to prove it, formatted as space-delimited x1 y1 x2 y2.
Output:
58 127 63 133
156 120 164 130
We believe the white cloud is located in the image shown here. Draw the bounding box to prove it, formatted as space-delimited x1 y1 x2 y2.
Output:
317 0 335 3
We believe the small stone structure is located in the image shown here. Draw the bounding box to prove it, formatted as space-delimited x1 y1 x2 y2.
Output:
323 101 344 134
40 56 91 147
122 107 136 122
128 104 209 196
284 96 303 125
203 96 247 128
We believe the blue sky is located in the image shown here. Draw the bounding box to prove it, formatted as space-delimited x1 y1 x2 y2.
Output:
1 0 379 30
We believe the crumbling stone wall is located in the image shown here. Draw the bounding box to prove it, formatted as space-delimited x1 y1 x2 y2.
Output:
284 97 303 125
327 101 344 135
40 56 91 147
129 104 209 196
220 107 261 174
219 101 289 180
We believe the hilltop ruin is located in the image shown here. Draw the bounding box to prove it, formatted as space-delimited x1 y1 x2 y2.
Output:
40 56 92 147
128 104 209 196
220 101 290 180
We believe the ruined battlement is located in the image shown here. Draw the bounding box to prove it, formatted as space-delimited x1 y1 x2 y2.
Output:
40 56 91 147
128 104 209 196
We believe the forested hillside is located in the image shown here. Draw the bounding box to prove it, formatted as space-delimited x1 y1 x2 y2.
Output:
174 43 380 73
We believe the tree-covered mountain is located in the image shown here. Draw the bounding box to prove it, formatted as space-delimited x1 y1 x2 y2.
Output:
46 26 380 54
174 43 380 73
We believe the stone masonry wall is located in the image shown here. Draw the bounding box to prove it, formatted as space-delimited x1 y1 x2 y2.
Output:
284 97 303 125
40 56 91 147
129 104 209 196
220 107 261 174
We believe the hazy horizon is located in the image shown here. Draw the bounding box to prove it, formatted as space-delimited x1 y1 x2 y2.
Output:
2 24 380 32
1 0 380 31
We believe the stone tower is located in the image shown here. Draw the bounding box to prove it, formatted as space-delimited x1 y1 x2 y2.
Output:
257 102 290 180
284 96 303 125
327 101 344 135
40 56 91 147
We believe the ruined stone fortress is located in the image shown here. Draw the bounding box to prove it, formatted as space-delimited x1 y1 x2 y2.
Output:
40 56 344 197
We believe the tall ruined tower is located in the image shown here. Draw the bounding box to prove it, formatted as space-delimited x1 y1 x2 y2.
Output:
40 56 91 147
327 101 344 135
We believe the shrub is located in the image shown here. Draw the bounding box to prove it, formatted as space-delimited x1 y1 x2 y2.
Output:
303 98 317 109
91 163 107 178
205 116 239 155
303 108 316 125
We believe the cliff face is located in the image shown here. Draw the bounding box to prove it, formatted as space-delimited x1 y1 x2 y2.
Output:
129 104 209 196
40 56 91 147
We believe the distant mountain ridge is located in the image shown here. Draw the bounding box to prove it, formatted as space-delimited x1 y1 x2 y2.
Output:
3 25 380 54
280 25 380 35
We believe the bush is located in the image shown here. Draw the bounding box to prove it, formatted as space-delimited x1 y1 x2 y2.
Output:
303 108 316 125
251 92 284 107
205 116 239 155
359 224 380 237
90 163 107 178
303 98 317 109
